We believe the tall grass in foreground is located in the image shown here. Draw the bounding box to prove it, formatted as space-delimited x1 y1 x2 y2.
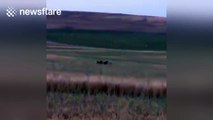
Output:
47 92 166 120
47 77 166 120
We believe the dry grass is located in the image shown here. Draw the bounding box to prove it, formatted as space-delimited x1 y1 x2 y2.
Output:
47 72 167 120
47 71 166 97
47 93 166 120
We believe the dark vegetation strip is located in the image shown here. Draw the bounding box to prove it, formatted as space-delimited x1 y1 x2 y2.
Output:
47 29 166 51
47 80 166 98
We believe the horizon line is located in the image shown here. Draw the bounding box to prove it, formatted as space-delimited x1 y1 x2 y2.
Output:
60 10 167 18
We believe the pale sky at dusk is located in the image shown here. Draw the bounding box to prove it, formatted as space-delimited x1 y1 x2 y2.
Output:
47 0 166 17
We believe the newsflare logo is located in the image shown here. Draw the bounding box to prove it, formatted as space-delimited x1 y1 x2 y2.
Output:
6 7 61 17
6 7 17 17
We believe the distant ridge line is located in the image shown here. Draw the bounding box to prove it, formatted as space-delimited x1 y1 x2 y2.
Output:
47 11 166 33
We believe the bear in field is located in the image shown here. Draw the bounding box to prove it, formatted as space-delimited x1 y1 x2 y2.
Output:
96 60 112 65
96 60 103 64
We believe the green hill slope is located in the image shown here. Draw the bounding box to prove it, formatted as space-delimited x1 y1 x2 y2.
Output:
47 30 166 51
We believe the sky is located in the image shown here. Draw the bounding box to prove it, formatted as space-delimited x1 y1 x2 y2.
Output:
47 0 166 17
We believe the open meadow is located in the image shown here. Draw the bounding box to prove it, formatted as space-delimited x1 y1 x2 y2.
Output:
47 10 167 118
47 41 167 120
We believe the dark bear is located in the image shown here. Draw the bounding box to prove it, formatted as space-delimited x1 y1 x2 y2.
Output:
96 60 103 64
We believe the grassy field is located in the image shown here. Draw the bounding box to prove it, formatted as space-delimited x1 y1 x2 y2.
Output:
47 46 166 79
47 44 166 119
47 30 166 51
47 29 167 120
47 93 166 120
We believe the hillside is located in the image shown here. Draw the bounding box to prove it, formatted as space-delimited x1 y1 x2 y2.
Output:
47 11 166 50
47 11 166 33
